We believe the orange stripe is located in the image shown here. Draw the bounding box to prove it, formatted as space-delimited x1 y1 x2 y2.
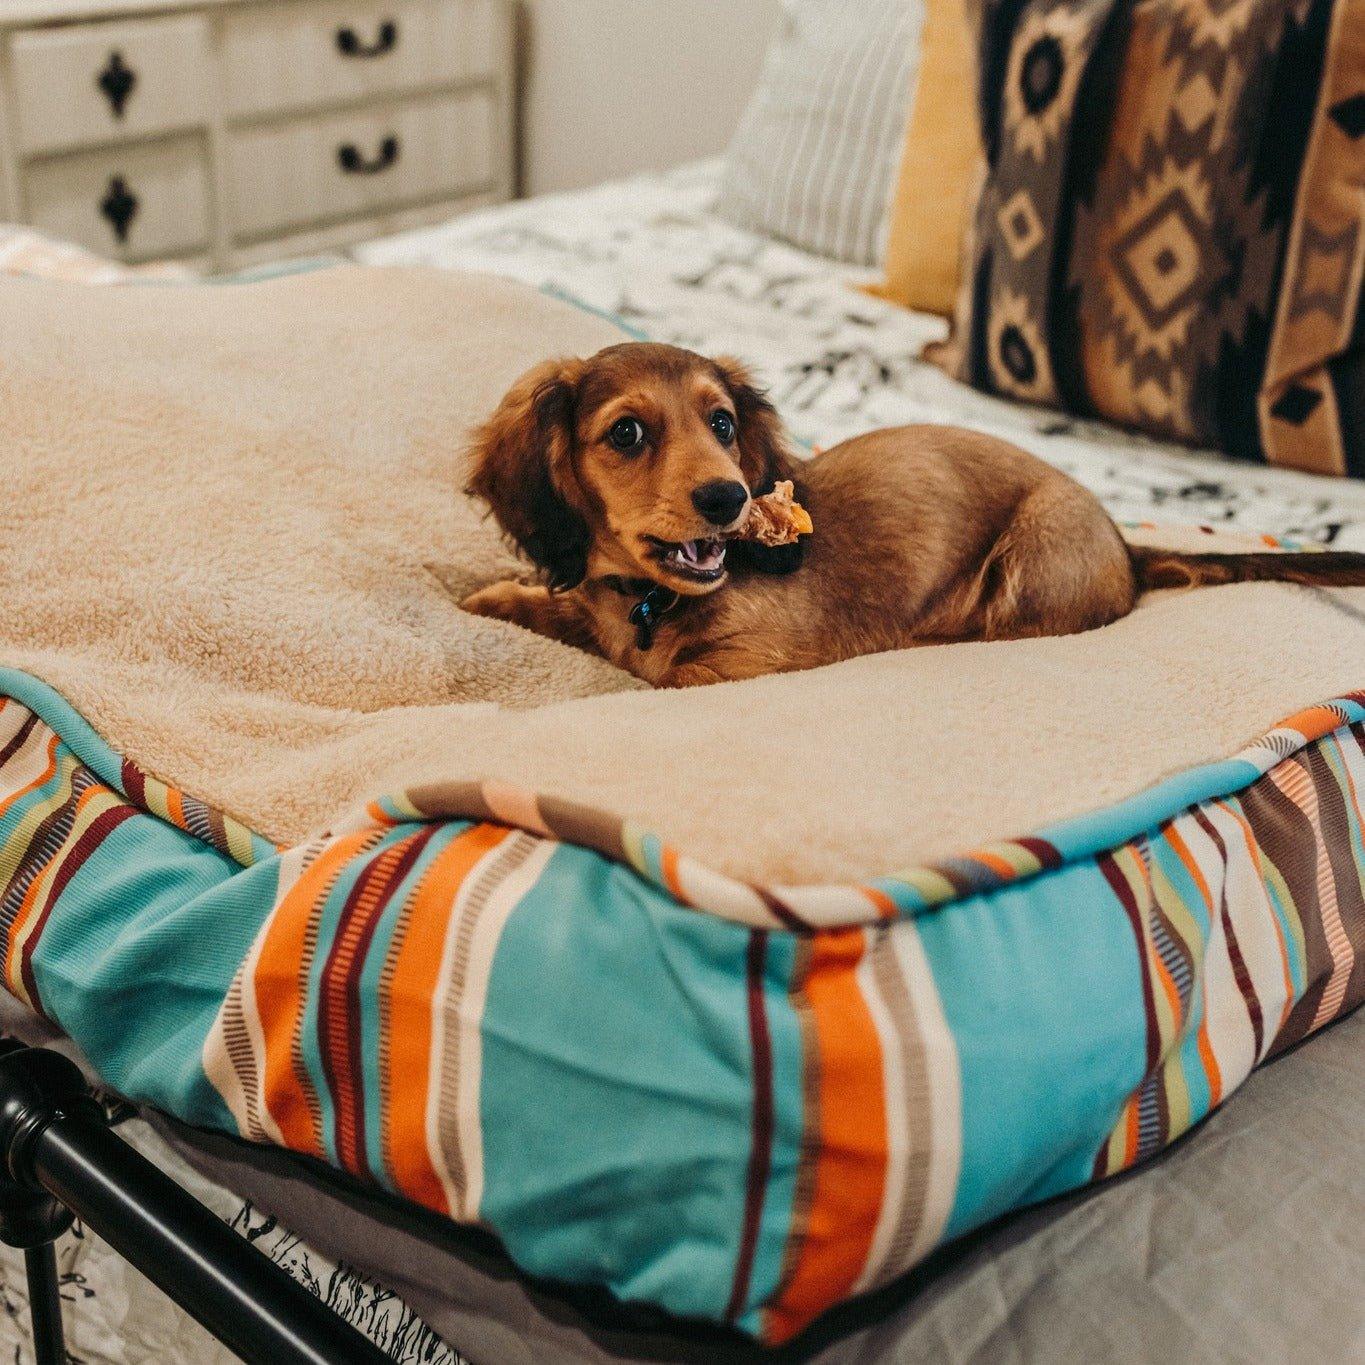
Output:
1166 825 1213 911
976 851 1017 880
254 830 378 1155
1151 947 1183 1027
1196 1022 1223 1108
858 886 898 920
660 845 686 901
165 785 185 829
766 929 887 1343
0 734 58 825
382 822 510 1212
1123 1094 1140 1166
1280 704 1347 746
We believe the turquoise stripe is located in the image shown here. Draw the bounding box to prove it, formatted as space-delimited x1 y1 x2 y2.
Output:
637 829 666 884
739 927 803 1333
920 859 1149 1237
479 841 759 1321
1145 833 1215 1120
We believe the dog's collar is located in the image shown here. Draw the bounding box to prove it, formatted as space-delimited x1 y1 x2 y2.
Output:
626 585 679 651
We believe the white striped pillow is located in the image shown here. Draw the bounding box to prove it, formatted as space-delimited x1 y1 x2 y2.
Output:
717 0 923 267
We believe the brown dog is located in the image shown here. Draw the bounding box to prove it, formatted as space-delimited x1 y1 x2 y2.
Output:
463 342 1365 687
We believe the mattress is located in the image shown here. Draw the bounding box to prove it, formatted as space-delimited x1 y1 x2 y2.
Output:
0 169 1364 1365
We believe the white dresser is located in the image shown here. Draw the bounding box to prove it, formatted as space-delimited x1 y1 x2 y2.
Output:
0 0 515 269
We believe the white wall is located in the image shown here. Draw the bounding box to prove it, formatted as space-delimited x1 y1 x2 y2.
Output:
516 0 782 196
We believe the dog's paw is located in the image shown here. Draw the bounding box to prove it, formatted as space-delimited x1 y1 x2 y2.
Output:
461 580 536 621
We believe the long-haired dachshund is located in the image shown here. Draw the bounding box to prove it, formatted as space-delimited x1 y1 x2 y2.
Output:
463 342 1365 687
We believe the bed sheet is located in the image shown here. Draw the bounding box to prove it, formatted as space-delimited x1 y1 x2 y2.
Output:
357 160 1365 551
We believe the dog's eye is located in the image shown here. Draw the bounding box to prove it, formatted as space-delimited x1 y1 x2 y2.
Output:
709 410 736 446
607 417 646 454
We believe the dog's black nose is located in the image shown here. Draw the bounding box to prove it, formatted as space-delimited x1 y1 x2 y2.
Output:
692 479 749 527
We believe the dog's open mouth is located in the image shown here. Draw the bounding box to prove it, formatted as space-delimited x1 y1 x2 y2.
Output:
646 536 728 581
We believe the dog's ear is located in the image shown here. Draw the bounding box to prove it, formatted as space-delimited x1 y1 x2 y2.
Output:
713 356 807 576
712 356 796 495
464 359 591 590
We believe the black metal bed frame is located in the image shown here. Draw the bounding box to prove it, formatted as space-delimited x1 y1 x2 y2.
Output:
0 1040 392 1364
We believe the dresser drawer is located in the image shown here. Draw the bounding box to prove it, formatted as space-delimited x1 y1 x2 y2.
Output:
222 0 499 120
10 16 211 157
24 137 212 263
226 91 493 240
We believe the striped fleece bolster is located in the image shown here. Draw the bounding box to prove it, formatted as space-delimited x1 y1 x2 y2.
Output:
0 672 1362 1343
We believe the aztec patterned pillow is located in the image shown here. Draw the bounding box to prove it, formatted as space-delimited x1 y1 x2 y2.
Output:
931 0 1365 477
716 0 923 267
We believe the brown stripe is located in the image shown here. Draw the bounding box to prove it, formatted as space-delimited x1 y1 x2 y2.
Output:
0 713 39 772
753 885 813 933
1190 807 1264 1059
404 781 493 824
725 930 774 1324
289 831 384 1146
20 804 136 1012
1242 772 1333 1056
1305 738 1365 1016
206 806 230 858
1015 836 1063 869
119 757 146 808
320 827 437 1177
0 769 94 935
1099 851 1160 1071
535 795 630 866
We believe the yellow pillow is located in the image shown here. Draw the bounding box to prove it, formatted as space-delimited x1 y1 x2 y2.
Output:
869 0 983 318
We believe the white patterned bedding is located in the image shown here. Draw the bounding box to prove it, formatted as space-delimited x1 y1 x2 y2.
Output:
357 159 1365 550
3 160 1364 1365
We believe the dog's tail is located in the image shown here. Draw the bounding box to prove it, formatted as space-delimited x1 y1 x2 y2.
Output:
1131 545 1365 593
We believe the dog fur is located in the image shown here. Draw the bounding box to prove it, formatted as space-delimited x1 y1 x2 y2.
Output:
463 342 1365 687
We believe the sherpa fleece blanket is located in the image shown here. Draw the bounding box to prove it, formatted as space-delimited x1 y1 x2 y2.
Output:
1 267 1364 1345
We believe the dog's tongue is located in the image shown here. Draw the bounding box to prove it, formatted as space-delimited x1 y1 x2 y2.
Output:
680 539 725 570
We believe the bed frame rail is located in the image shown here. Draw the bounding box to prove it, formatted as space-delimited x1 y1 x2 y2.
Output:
0 1041 391 1365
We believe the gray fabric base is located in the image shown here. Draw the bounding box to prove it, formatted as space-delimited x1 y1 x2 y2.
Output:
155 1005 1365 1364
3 992 1364 1361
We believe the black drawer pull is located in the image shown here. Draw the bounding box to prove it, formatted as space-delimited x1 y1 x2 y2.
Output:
97 50 137 119
337 135 400 175
99 176 139 243
335 19 398 57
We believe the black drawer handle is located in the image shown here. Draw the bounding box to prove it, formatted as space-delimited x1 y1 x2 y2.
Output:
97 50 137 119
335 19 398 57
99 176 139 244
337 135 400 175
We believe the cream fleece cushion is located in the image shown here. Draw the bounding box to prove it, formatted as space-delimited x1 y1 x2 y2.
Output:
1 266 1362 888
